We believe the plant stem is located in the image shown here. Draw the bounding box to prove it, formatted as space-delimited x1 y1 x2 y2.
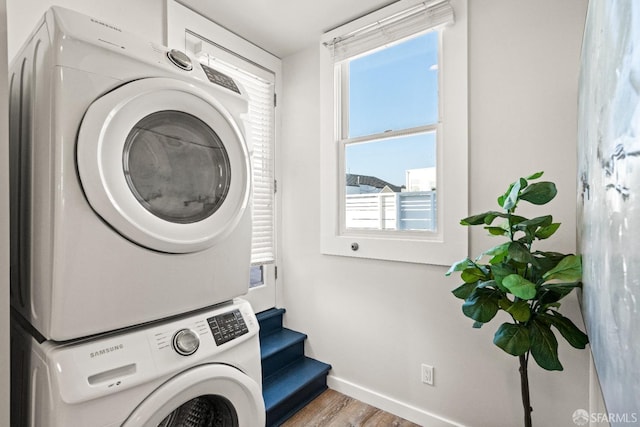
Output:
519 353 533 427
507 211 514 242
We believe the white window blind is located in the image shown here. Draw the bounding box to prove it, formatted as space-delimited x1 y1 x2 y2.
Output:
324 0 454 62
196 52 276 266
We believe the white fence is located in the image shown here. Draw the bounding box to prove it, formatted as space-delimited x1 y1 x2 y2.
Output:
345 191 437 231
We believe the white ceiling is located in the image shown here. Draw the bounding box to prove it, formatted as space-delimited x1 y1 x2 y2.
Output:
176 0 396 58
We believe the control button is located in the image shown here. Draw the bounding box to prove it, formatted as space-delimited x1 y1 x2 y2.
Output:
172 329 199 356
167 49 193 71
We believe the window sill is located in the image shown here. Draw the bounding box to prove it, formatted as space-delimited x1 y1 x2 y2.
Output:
321 227 467 266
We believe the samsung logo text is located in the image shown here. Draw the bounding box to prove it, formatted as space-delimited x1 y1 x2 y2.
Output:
90 344 124 358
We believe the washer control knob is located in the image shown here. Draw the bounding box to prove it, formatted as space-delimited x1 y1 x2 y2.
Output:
172 329 200 356
167 49 193 71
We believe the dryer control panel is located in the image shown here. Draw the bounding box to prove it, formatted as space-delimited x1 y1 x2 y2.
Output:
200 63 241 94
207 309 249 346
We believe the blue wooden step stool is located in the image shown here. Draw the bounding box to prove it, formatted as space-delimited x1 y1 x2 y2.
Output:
257 308 332 426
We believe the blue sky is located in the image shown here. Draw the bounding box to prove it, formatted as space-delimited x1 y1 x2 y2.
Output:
345 31 439 187
345 133 436 186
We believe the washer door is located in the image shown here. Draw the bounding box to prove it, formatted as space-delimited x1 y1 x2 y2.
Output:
77 78 250 253
122 364 265 427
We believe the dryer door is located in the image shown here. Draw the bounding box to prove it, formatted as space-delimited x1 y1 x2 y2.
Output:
121 364 265 427
77 78 250 254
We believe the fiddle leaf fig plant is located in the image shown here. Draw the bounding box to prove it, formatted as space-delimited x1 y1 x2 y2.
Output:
446 172 588 427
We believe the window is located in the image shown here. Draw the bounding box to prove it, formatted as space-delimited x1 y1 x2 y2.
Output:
343 31 439 232
320 0 468 265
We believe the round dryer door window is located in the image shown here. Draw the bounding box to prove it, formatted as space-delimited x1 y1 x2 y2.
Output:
77 78 251 254
123 111 231 224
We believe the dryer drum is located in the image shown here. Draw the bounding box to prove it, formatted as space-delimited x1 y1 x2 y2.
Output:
123 110 232 225
158 395 238 427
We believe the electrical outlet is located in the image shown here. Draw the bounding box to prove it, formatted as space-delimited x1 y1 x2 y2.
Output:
421 364 434 385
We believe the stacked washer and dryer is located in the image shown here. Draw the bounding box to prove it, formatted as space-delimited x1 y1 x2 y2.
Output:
9 6 265 427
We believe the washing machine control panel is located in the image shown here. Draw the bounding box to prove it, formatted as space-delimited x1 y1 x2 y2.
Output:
46 299 259 404
207 309 249 346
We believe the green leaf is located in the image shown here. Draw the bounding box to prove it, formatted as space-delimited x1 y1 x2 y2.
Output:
462 289 500 323
534 251 567 263
477 280 499 289
535 223 561 239
506 300 532 322
498 297 512 310
472 321 484 329
452 282 477 299
491 264 514 283
526 171 544 180
540 312 589 349
461 267 487 284
542 255 582 282
502 274 537 300
479 242 510 265
445 257 473 276
513 216 553 246
531 251 568 280
543 302 562 310
489 253 508 265
483 242 510 256
536 289 566 307
490 264 515 292
513 215 553 231
485 226 508 236
502 180 522 211
540 282 582 296
460 211 506 226
509 215 529 226
508 242 539 267
494 323 530 356
529 318 563 371
519 181 557 205
538 283 582 307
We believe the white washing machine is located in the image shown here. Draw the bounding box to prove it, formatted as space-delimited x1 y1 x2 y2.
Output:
9 7 253 341
11 299 265 427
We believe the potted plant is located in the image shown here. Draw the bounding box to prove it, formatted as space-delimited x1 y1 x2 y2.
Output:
446 172 588 427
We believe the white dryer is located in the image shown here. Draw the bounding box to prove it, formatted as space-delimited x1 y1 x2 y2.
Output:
11 299 265 427
9 7 253 340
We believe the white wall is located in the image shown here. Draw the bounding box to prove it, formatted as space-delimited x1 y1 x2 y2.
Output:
6 0 164 61
279 1 590 426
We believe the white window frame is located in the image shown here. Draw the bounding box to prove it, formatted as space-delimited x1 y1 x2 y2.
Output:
320 0 468 266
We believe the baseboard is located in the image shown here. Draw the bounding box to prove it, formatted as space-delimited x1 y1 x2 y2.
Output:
327 375 466 427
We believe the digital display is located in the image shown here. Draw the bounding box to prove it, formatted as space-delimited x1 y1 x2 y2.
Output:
200 63 241 94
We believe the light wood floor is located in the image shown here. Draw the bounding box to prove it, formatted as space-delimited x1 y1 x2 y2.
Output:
281 389 421 427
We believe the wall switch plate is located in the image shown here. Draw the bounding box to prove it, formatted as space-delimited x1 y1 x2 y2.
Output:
421 364 434 385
